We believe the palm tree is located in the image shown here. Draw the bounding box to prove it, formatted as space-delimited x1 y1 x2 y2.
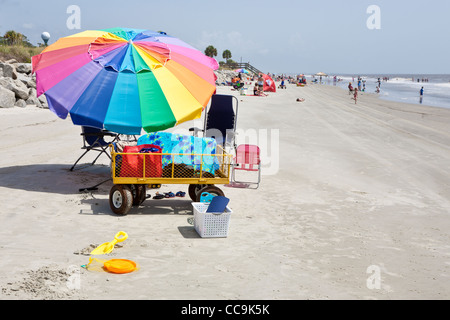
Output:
204 45 217 58
222 49 232 63
3 30 23 45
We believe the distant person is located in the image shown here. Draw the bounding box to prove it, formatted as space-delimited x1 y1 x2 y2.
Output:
420 86 424 103
254 84 267 96
348 82 354 95
353 88 358 104
257 74 264 91
253 84 259 95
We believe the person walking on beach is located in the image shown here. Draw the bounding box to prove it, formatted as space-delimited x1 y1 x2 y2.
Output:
420 86 424 103
353 88 358 104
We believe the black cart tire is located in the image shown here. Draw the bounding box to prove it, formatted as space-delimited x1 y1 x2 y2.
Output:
195 185 225 202
109 185 133 215
188 184 208 201
132 184 147 206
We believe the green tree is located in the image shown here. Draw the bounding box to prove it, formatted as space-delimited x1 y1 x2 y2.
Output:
3 30 23 45
222 49 232 63
204 45 217 58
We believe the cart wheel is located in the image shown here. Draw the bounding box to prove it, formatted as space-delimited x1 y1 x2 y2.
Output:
188 184 208 201
131 184 146 206
195 185 225 202
109 185 133 215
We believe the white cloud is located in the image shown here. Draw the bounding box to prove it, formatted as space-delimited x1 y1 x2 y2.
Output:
195 30 221 51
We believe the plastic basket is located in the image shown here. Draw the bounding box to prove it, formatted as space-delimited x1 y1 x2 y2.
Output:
191 202 232 238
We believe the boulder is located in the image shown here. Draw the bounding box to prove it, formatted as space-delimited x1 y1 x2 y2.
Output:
26 78 36 89
0 77 29 100
0 63 16 79
15 72 31 84
13 79 30 100
38 93 48 108
5 59 18 64
15 99 27 108
26 88 42 108
14 63 32 74
0 86 16 108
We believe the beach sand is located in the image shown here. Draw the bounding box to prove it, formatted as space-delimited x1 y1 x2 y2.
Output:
0 82 449 300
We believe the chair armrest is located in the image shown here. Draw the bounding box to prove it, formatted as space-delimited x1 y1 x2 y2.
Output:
101 131 118 137
82 131 117 137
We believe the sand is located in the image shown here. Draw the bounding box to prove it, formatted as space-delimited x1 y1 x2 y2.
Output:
0 82 449 300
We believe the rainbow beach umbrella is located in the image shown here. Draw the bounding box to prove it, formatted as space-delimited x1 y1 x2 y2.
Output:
32 28 218 134
234 68 250 74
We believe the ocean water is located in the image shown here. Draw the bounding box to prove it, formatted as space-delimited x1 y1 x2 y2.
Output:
309 74 450 110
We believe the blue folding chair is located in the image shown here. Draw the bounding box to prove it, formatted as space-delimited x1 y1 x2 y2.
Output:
70 126 118 171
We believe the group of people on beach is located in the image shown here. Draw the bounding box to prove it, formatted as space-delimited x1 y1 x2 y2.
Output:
414 77 429 83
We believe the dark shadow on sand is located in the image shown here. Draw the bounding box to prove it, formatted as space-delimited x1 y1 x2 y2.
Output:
0 163 111 195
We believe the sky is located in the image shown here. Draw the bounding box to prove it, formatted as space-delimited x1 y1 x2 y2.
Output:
1 0 450 75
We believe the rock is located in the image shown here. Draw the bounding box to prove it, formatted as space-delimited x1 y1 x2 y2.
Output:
26 88 42 108
0 86 16 108
13 79 30 100
14 63 32 74
0 63 17 79
26 97 41 107
15 99 27 108
214 69 238 86
38 93 48 108
0 77 29 100
5 59 18 64
26 78 36 89
15 72 31 84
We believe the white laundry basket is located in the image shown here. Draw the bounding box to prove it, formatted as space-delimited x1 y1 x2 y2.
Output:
191 202 232 238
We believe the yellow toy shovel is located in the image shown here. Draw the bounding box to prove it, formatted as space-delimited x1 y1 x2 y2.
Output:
90 231 128 255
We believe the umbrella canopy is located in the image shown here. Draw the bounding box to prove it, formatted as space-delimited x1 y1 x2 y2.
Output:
315 72 327 77
262 74 276 92
234 68 250 74
32 28 219 134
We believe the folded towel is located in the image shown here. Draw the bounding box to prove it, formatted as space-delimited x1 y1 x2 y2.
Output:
137 132 220 174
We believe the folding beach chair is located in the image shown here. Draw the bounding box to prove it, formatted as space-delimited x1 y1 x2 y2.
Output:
190 94 262 189
70 126 118 171
231 144 261 189
189 94 238 150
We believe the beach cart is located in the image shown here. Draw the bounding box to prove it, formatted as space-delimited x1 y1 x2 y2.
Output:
108 143 233 215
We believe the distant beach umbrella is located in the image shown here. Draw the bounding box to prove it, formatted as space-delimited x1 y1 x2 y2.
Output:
235 68 250 74
315 72 327 77
32 28 219 134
